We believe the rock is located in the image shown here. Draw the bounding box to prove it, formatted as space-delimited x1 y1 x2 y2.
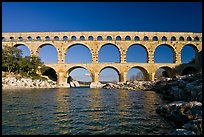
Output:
182 119 202 135
90 82 105 88
156 101 202 125
169 129 196 135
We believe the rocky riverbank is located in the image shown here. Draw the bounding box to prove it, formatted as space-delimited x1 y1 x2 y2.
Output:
2 77 57 89
102 80 155 91
101 72 202 135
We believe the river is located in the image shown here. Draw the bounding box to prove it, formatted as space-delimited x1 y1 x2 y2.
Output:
2 88 174 135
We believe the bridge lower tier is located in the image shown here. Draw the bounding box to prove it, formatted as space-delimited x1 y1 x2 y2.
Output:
42 63 198 85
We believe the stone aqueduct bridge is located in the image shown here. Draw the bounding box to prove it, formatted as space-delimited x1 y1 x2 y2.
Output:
2 32 202 86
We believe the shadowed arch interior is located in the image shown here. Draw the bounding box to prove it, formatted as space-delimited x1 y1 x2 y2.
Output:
155 66 174 80
42 66 57 81
65 43 92 63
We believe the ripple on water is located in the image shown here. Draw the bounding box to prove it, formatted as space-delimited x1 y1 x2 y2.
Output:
2 88 175 135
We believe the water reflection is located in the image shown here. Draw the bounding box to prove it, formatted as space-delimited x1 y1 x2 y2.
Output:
2 88 174 135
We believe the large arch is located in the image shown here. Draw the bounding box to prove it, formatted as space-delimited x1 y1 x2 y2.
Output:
98 43 121 63
41 66 58 82
38 43 58 64
99 66 120 83
13 44 30 57
181 44 198 64
154 44 176 63
155 66 174 80
126 44 148 63
127 66 149 81
66 66 92 83
65 43 92 63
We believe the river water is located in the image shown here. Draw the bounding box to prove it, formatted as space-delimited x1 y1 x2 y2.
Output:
2 88 174 135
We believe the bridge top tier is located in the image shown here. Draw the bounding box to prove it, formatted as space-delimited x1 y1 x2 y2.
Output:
2 31 202 42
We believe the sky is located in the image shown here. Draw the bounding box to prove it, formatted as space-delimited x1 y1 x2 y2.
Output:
2 2 202 82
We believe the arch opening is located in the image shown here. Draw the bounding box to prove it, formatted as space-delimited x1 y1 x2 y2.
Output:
162 36 167 41
88 36 93 40
155 66 173 80
97 36 103 41
154 44 175 63
80 36 85 41
126 44 148 63
107 36 112 40
14 44 30 57
116 36 121 41
127 67 148 81
179 36 184 41
125 36 131 41
152 36 158 41
38 44 58 64
98 43 120 63
143 36 149 41
71 36 76 41
63 36 68 41
134 36 140 41
41 66 57 82
67 67 92 86
181 44 198 64
99 67 119 83
65 44 92 63
45 36 50 41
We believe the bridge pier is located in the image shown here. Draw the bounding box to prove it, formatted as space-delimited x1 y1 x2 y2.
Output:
148 72 155 81
91 72 99 82
119 72 127 82
57 71 67 86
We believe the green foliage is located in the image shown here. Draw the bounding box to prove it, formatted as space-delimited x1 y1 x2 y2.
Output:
2 46 44 78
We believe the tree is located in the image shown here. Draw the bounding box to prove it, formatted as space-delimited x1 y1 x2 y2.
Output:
2 46 23 73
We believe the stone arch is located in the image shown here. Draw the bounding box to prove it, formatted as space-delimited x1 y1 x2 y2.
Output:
107 36 112 40
71 36 77 41
63 36 68 41
143 36 149 41
18 37 23 41
152 36 158 41
161 36 167 41
36 36 41 41
97 36 103 40
13 43 31 57
187 36 192 41
65 43 92 63
179 36 184 41
45 36 50 41
194 36 199 41
99 66 120 82
116 36 121 40
2 37 6 41
37 43 58 63
54 36 59 41
10 37 14 41
80 36 85 40
66 66 92 82
125 36 131 40
27 36 32 41
98 43 121 63
155 66 174 79
127 66 149 81
154 44 176 63
171 36 176 41
42 66 58 82
134 36 140 41
126 44 148 63
181 44 199 63
88 36 94 40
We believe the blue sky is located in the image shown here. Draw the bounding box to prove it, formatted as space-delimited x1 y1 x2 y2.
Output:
2 2 202 82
